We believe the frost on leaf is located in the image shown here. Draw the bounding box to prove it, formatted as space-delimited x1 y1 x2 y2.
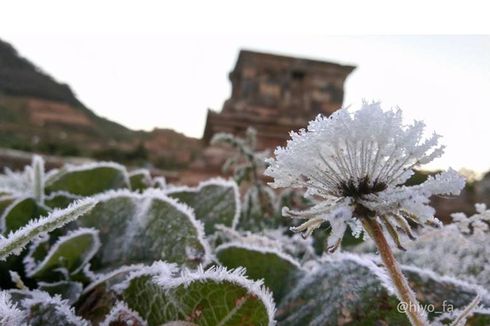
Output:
26 227 101 279
396 204 490 290
1 197 47 234
129 169 153 192
32 155 45 204
121 264 275 326
239 185 278 232
100 301 147 326
277 253 404 326
0 198 96 261
166 178 240 234
277 253 490 325
0 166 33 197
38 281 83 305
45 161 130 196
0 291 25 326
0 155 46 203
215 225 316 262
75 190 211 269
400 264 490 316
8 289 89 326
23 233 50 274
44 191 83 209
82 263 146 296
216 241 302 303
152 176 167 189
79 262 175 324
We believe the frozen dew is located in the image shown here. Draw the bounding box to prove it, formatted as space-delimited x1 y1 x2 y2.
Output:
0 291 25 325
265 101 465 252
0 155 45 202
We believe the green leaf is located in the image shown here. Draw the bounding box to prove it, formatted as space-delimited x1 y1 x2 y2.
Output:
121 264 275 326
0 199 96 261
0 196 14 217
167 178 240 234
277 253 490 325
28 237 50 262
83 264 145 296
38 281 83 305
45 163 129 196
76 191 210 269
1 197 47 235
44 192 80 209
78 265 144 324
401 266 490 322
238 186 279 232
129 169 152 192
276 254 409 325
312 222 364 255
216 242 301 303
8 289 89 326
27 228 100 280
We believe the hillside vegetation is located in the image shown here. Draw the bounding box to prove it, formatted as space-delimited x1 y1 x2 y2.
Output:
0 39 201 171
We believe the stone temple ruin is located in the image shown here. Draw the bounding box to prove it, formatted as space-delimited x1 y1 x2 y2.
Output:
203 50 356 150
180 50 356 183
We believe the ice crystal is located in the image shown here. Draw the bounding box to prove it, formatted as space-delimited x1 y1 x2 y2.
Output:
100 301 147 326
265 101 465 252
18 290 89 325
0 155 45 203
0 291 25 325
396 204 490 289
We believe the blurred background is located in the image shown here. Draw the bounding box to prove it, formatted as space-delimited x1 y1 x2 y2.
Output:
0 1 489 220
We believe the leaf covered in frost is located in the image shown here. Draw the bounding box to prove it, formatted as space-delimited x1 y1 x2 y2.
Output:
76 190 210 269
38 281 83 305
8 289 89 326
78 264 146 324
44 191 82 209
277 253 407 326
0 199 96 261
166 178 240 234
216 242 301 303
100 301 147 326
401 265 490 322
1 197 47 234
278 253 490 325
121 263 275 326
0 291 25 325
395 208 490 290
129 169 153 192
45 162 129 196
26 228 100 280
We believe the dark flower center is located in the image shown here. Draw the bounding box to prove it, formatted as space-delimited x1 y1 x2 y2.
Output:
338 176 387 198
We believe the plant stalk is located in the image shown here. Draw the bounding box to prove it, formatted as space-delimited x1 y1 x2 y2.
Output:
362 217 428 326
32 155 45 204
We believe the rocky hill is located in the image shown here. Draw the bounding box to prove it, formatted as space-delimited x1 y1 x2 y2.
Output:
0 38 202 172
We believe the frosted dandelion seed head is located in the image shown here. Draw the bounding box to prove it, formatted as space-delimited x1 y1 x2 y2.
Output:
265 101 465 252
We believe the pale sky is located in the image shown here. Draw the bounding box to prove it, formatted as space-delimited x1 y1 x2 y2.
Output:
1 2 490 172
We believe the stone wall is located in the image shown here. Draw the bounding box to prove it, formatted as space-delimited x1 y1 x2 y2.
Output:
203 50 355 150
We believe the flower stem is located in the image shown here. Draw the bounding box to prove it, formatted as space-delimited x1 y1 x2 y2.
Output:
362 217 428 326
